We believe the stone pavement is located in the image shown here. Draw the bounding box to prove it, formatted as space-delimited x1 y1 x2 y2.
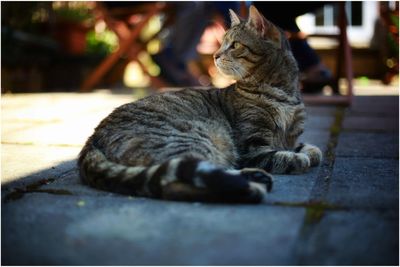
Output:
1 90 399 265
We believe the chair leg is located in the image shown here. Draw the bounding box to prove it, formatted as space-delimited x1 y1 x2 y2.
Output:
304 3 353 106
338 2 354 104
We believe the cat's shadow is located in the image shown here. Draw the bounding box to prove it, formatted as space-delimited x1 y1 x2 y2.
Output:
2 160 111 204
2 157 323 205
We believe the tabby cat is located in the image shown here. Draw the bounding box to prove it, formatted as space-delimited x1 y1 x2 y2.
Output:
78 6 322 203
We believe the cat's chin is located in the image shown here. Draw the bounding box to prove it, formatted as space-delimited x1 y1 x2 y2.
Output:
215 67 240 81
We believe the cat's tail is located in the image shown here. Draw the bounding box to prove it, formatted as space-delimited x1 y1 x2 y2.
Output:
78 145 272 203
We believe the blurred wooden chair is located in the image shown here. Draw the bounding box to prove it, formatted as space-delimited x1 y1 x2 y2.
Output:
80 2 169 92
301 3 353 106
378 1 399 85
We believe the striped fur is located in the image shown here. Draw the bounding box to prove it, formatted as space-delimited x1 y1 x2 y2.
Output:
78 6 321 203
79 142 272 203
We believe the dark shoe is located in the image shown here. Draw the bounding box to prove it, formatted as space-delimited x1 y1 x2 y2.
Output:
300 64 335 93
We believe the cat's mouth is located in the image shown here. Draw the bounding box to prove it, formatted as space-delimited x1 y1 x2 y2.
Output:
214 57 222 68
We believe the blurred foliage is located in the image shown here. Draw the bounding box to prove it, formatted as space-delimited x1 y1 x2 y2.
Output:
390 11 399 27
388 13 399 54
1 2 52 33
53 2 94 26
86 29 118 56
2 1 118 57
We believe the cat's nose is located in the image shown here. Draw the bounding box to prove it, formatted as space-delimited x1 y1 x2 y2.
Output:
213 52 221 60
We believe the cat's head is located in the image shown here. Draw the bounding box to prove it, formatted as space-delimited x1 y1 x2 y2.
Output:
214 5 295 85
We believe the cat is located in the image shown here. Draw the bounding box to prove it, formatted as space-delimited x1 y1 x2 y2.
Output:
78 5 322 203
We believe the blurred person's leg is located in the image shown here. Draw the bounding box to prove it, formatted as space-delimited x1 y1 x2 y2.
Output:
153 2 210 86
154 2 240 86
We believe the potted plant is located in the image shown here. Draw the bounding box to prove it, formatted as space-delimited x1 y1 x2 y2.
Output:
53 2 94 55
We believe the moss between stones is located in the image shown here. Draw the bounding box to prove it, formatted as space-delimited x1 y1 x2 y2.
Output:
271 200 343 224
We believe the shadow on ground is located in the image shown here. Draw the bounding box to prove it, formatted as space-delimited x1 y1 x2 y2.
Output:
2 154 398 265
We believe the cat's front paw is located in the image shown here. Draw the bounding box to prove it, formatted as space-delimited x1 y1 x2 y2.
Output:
296 143 322 167
270 151 310 174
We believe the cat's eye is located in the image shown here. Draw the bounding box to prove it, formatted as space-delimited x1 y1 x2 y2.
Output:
231 41 242 49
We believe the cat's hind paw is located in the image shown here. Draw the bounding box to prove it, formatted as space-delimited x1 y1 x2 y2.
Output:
240 168 273 192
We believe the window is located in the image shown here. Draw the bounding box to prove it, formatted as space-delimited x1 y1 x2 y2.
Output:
297 1 379 47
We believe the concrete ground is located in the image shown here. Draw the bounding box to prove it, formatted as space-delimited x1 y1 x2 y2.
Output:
1 85 399 265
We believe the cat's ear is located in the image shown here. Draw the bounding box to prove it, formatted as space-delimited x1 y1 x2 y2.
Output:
229 9 241 27
246 5 281 47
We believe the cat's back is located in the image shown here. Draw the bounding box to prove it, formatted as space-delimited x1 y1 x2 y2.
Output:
85 87 237 167
102 87 226 126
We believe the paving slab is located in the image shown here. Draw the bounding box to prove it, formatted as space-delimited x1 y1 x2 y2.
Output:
1 92 133 121
299 129 330 154
342 115 398 133
349 95 399 116
2 92 398 265
38 167 115 197
304 115 334 130
303 106 336 133
305 106 337 116
2 116 104 146
2 193 305 265
326 157 399 209
1 144 80 187
297 209 398 265
36 162 324 205
266 166 320 204
336 132 399 158
9 126 331 206
1 92 134 146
